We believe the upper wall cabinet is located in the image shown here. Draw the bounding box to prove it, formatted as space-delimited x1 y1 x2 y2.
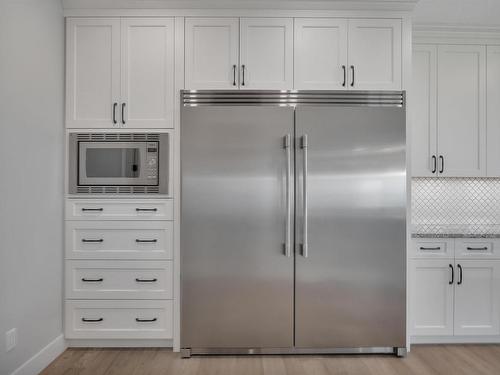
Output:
412 44 486 177
185 17 294 90
487 46 500 177
66 18 175 129
294 18 401 90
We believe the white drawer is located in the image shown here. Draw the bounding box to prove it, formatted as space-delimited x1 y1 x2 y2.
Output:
65 300 172 339
65 260 172 299
65 221 173 260
410 238 454 259
455 239 500 259
66 199 173 221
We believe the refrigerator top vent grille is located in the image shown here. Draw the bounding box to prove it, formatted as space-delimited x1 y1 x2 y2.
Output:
182 90 405 107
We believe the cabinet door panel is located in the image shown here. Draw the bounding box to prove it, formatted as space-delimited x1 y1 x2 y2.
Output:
437 45 486 177
294 18 348 90
410 259 454 336
412 45 438 177
66 18 120 128
454 260 500 335
487 46 500 176
240 18 293 90
121 18 175 128
347 19 401 90
185 18 239 89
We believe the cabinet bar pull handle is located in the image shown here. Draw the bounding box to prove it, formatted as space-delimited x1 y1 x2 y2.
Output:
449 264 454 285
284 134 292 257
241 65 246 86
136 318 157 322
135 239 157 243
439 155 444 174
113 103 118 124
419 246 441 251
81 278 103 282
457 264 463 285
136 208 158 212
121 103 126 125
135 278 158 283
81 208 103 212
342 65 346 87
301 134 309 258
466 246 488 251
82 318 103 322
431 155 437 174
350 65 355 87
81 239 104 243
232 65 237 86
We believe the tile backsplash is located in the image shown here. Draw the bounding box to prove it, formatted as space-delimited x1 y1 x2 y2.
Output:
412 178 500 234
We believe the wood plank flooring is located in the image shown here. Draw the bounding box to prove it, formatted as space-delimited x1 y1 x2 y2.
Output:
40 345 500 375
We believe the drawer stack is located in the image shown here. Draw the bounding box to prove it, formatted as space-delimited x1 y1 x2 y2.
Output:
64 199 173 340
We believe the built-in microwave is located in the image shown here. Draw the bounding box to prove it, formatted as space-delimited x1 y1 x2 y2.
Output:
68 133 169 195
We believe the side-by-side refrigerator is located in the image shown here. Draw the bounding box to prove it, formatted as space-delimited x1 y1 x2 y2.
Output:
180 91 407 357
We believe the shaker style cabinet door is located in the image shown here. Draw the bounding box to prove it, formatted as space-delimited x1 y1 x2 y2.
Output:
66 18 121 128
240 18 293 90
411 45 438 177
487 46 500 177
294 18 348 90
410 259 454 336
120 18 175 128
347 19 402 90
184 18 239 89
454 260 500 336
437 45 486 177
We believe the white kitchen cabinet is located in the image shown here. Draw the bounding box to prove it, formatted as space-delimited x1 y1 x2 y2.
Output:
66 18 175 129
66 18 120 128
240 18 293 90
454 260 500 335
411 259 454 336
294 18 348 90
184 18 239 89
347 19 402 90
487 46 500 177
410 238 454 259
437 45 486 177
411 45 437 177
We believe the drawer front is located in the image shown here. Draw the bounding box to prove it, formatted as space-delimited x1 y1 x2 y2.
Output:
65 260 173 299
66 199 173 221
65 300 173 339
65 221 173 260
410 239 455 259
455 239 499 259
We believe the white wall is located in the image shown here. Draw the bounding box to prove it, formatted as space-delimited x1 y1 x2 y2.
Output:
0 0 64 374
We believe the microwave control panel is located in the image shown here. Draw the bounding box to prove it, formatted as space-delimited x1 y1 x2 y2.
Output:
145 142 159 181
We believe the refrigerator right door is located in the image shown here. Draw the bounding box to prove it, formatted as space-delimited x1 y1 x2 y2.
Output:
295 105 406 348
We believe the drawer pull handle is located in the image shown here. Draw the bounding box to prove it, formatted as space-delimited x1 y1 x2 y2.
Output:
82 318 103 322
135 278 158 283
419 246 441 251
81 208 103 212
466 246 488 251
136 318 157 322
136 239 158 243
82 239 104 243
82 278 104 282
136 208 158 212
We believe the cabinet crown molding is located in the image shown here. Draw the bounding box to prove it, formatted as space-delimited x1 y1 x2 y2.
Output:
413 24 500 45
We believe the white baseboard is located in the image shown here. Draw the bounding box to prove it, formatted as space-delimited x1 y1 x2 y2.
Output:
11 334 66 375
411 335 500 344
66 338 173 348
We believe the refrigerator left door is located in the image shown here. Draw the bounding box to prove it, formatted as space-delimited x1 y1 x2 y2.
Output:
181 106 295 349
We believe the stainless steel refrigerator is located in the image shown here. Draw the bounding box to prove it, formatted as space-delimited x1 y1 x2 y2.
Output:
180 91 407 357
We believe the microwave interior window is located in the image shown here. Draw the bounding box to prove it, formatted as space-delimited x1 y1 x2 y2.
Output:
85 148 140 178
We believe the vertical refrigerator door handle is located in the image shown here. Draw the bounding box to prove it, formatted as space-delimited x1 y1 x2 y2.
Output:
301 134 309 258
284 134 292 257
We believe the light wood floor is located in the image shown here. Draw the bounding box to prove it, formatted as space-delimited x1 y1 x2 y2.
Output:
40 345 500 375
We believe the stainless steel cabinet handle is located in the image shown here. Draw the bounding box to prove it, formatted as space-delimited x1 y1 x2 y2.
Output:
419 246 441 251
431 155 437 174
135 278 158 283
350 65 355 87
241 65 246 86
82 318 103 322
342 65 346 87
284 134 292 257
81 239 103 243
81 278 103 282
81 208 103 212
136 208 158 212
135 239 158 243
457 264 463 285
113 103 118 125
136 318 157 322
232 65 237 86
439 155 444 174
466 246 488 251
121 103 126 125
301 134 309 258
449 264 454 285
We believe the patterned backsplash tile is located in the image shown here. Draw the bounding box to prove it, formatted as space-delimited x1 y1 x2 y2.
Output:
412 178 500 234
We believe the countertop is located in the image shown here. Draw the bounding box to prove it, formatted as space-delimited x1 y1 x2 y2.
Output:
411 224 500 239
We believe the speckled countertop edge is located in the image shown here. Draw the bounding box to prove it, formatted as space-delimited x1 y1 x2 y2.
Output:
411 233 500 239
